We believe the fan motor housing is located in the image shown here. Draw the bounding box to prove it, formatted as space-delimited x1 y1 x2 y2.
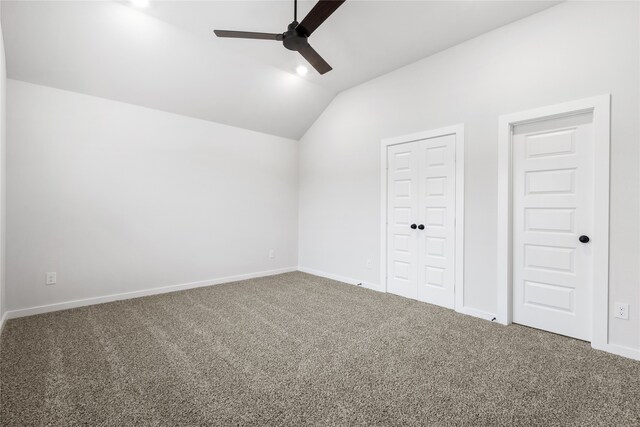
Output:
282 21 309 51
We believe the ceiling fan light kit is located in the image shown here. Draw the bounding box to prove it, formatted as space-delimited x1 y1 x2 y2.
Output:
214 0 346 75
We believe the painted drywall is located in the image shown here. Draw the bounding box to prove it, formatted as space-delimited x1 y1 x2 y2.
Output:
0 4 6 326
1 1 559 140
298 1 640 350
6 80 298 312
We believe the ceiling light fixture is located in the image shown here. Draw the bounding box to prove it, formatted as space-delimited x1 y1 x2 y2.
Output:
296 65 308 76
131 0 150 8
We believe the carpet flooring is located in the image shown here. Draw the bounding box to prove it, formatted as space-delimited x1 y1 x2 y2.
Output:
1 272 639 426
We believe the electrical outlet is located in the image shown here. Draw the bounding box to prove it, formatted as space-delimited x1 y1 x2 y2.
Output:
46 272 57 285
268 249 275 259
614 302 629 320
365 259 372 269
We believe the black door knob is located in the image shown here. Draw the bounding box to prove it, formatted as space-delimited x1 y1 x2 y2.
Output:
418 224 425 230
579 235 590 243
410 224 417 229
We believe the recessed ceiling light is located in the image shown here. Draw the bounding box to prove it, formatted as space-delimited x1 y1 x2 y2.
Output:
296 65 308 76
131 0 150 8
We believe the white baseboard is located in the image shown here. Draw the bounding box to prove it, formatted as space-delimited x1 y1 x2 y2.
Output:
455 306 497 322
297 266 383 292
6 266 639 362
5 267 297 320
592 342 640 361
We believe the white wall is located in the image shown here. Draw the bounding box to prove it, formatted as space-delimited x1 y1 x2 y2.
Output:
0 5 6 325
6 80 298 312
298 1 640 350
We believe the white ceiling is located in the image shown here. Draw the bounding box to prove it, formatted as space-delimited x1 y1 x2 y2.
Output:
2 1 560 139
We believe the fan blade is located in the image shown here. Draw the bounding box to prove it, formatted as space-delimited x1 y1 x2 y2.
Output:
297 0 346 37
299 44 332 74
214 30 283 41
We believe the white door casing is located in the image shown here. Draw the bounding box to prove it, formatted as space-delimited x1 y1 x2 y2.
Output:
497 95 611 354
512 113 594 341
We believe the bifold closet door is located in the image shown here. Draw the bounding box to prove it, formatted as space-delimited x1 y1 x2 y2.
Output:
416 135 456 309
386 142 419 299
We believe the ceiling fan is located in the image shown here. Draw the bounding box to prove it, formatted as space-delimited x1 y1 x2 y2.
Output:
214 0 346 75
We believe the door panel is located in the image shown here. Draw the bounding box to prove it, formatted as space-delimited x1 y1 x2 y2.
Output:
512 113 594 341
386 143 419 299
417 135 456 308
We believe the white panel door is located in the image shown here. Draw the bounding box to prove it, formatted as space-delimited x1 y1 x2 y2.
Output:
512 113 594 341
416 135 456 308
386 142 419 299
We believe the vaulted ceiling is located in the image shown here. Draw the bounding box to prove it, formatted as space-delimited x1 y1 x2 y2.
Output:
2 1 560 139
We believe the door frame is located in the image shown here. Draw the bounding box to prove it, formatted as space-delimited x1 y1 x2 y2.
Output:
496 95 611 350
380 124 465 312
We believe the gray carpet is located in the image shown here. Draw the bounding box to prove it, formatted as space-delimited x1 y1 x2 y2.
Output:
1 272 639 426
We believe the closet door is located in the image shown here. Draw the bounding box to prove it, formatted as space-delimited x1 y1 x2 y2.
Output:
386 142 419 299
416 135 456 309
